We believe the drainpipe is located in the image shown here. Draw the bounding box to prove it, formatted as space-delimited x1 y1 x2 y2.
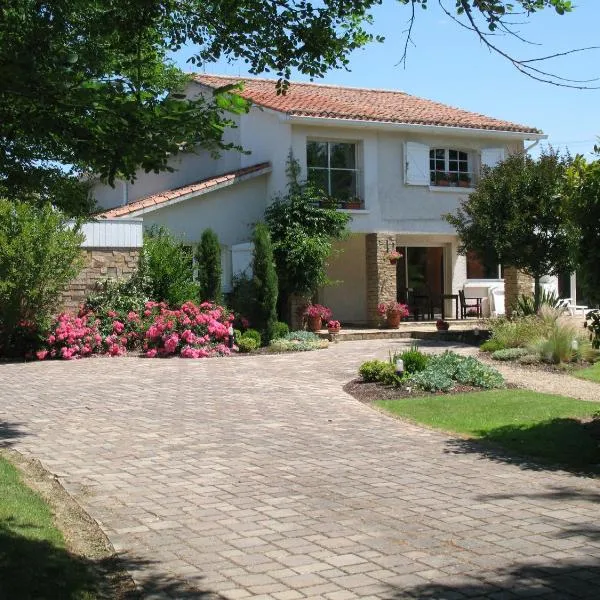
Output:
525 139 541 154
121 180 129 206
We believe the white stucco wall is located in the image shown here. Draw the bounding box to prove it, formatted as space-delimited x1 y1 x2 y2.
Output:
141 175 268 247
319 235 368 324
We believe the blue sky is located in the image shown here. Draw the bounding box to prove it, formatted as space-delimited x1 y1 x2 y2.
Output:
172 1 600 158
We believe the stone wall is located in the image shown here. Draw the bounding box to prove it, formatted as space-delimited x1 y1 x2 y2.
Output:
504 266 533 317
59 248 140 313
366 233 398 326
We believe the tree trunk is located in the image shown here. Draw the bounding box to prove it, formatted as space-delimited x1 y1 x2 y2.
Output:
534 275 541 312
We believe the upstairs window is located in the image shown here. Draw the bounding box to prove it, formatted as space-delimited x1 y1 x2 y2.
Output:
307 141 359 201
429 148 472 187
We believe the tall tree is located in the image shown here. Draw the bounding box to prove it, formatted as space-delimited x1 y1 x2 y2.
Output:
196 228 223 304
1 1 587 215
445 150 578 311
251 223 279 343
567 150 600 306
265 156 350 317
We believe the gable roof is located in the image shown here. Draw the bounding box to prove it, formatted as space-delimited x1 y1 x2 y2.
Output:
194 74 540 135
98 162 271 218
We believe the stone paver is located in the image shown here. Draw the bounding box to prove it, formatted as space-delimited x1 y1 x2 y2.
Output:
1 339 599 599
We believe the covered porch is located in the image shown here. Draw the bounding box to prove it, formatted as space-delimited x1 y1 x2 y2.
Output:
319 233 467 326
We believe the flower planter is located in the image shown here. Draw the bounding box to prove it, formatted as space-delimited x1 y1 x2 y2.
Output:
437 180 450 187
308 315 322 332
388 258 398 265
386 311 402 329
436 323 450 331
458 180 470 188
327 327 340 335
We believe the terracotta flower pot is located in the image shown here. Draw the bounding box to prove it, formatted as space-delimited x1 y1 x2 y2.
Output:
328 327 340 334
386 311 402 329
308 315 322 332
436 323 450 331
388 257 398 265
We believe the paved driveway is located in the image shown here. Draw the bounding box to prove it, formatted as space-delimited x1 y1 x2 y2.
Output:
1 339 599 599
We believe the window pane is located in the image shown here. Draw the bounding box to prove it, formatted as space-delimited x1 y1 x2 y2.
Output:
329 143 356 169
449 160 458 172
458 160 468 172
435 159 445 171
449 149 458 160
330 170 357 200
434 148 445 160
308 168 329 194
307 141 328 168
458 151 468 161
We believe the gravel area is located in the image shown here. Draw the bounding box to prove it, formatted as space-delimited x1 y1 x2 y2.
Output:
469 350 600 402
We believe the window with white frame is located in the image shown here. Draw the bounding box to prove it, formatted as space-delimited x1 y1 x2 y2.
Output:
307 141 360 202
429 148 472 187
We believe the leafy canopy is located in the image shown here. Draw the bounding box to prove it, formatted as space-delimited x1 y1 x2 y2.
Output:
265 156 350 301
445 150 578 307
0 1 581 215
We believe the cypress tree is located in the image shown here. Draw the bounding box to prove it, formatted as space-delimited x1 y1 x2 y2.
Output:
252 223 278 344
196 228 222 303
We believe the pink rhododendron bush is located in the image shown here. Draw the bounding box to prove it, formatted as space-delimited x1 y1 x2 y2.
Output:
142 301 233 358
35 301 235 360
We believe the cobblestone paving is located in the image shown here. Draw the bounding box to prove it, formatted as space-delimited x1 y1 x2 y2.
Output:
1 339 599 599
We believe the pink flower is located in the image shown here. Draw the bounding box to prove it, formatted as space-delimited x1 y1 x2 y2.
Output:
113 320 125 334
127 311 139 321
145 349 158 358
36 350 48 360
107 310 117 318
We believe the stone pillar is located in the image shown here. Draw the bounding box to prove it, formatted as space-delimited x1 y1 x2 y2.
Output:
366 233 398 326
504 266 533 317
288 294 312 330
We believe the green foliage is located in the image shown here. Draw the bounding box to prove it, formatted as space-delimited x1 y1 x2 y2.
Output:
0 201 85 356
567 156 600 305
251 223 278 343
487 316 549 349
480 339 505 352
514 289 562 316
409 352 505 392
585 309 600 349
269 334 327 353
265 155 350 310
359 360 390 383
242 328 262 346
272 321 290 339
196 228 222 303
445 150 577 310
237 336 258 353
528 320 578 364
84 273 149 314
1 2 577 212
491 348 530 361
284 330 319 342
228 274 254 327
139 226 198 306
392 343 429 374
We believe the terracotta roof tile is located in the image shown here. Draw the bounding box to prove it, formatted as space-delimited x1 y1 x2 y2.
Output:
98 162 270 219
194 74 540 134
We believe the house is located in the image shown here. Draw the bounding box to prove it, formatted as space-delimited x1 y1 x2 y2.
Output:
94 75 547 325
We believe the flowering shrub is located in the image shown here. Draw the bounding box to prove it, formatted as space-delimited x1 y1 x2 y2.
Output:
377 302 409 318
35 301 235 360
143 301 234 358
302 304 332 320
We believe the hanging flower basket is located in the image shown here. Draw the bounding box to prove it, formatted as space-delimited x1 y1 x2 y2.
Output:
385 250 403 265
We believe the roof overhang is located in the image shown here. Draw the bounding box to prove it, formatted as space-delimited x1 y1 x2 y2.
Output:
280 114 547 141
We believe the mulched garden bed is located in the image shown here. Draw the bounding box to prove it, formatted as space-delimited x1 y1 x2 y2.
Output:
343 378 483 404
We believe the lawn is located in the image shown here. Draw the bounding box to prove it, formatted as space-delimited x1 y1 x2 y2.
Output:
0 455 98 599
574 362 600 383
377 390 600 471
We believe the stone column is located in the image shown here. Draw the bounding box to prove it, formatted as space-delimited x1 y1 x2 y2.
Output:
366 233 398 326
504 266 533 317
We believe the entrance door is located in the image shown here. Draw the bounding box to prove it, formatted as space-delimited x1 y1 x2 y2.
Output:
397 247 445 313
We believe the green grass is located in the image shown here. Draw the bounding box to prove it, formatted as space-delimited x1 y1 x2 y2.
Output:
0 455 98 599
574 362 600 383
377 390 600 470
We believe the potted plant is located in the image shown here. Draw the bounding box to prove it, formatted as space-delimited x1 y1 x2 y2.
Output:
343 199 362 210
385 249 403 265
447 172 459 187
435 171 450 186
458 173 472 188
303 304 333 332
378 301 409 328
436 318 450 331
327 319 341 334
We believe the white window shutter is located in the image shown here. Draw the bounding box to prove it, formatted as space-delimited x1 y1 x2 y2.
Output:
231 242 254 277
221 245 233 293
405 142 430 185
481 148 505 170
